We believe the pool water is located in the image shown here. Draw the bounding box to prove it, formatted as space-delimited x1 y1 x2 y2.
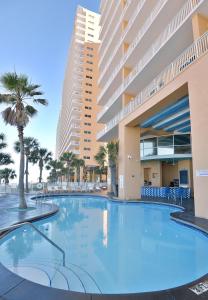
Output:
1 196 208 294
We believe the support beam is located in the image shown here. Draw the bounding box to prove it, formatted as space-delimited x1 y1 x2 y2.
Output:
192 13 208 40
188 57 208 218
118 123 141 200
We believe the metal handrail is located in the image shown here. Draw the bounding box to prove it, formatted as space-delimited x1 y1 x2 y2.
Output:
6 222 66 267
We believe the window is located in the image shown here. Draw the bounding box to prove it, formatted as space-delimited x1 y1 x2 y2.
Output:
85 90 92 94
89 14 94 18
84 147 91 151
87 53 93 58
86 75 92 79
88 34 94 38
88 21 94 24
88 27 94 31
86 83 92 87
84 122 91 126
84 130 91 134
85 106 92 110
86 61 93 65
86 68 93 72
84 138 91 142
179 170 189 185
84 156 90 160
85 98 92 102
84 114 91 118
86 46 93 51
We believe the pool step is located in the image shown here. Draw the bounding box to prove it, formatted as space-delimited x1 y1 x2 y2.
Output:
7 260 102 293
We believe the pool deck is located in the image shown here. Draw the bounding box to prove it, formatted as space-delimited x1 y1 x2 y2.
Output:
1 193 208 300
0 193 58 233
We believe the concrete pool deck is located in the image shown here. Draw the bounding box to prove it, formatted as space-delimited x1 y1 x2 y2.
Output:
0 194 58 233
0 193 208 299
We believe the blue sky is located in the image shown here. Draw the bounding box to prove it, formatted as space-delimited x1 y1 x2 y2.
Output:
0 0 99 181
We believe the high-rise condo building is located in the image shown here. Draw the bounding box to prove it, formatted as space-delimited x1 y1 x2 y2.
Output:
97 0 208 218
56 6 103 180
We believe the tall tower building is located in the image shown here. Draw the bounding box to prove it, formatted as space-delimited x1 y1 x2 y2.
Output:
56 6 103 179
97 0 208 218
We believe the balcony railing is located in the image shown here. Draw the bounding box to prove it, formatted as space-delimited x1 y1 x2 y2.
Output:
98 0 132 69
98 0 166 98
98 0 202 112
97 31 208 140
99 0 114 37
99 1 120 54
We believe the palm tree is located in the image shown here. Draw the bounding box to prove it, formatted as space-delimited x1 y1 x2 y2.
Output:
72 158 85 182
31 148 52 183
94 145 107 182
0 168 16 185
94 142 118 196
14 137 39 193
46 160 65 183
107 141 119 196
0 133 13 166
60 152 76 185
0 72 48 208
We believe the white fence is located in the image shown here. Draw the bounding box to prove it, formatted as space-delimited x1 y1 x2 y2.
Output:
0 182 108 195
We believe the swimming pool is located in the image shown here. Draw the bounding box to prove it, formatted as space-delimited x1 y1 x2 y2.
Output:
0 196 208 294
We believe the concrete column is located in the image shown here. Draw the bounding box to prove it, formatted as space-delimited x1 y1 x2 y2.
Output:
189 60 208 218
192 13 208 40
118 122 141 200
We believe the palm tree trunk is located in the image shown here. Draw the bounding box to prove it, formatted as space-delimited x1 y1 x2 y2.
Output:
39 159 43 183
66 162 70 187
25 156 29 193
77 167 80 183
39 166 43 183
18 126 27 209
110 165 117 197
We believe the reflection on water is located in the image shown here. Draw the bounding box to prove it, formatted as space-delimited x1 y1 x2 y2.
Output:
1 197 208 293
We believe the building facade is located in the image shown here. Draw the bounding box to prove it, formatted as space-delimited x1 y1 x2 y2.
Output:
56 6 103 180
97 0 208 218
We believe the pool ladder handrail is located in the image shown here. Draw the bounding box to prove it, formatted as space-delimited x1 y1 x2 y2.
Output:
6 222 66 267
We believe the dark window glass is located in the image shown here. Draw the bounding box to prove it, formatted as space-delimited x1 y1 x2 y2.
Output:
174 134 190 145
158 136 173 146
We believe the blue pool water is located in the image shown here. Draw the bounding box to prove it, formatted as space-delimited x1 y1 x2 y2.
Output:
1 196 208 294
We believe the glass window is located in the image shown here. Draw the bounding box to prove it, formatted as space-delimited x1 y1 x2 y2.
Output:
158 136 173 146
174 134 190 145
179 170 189 185
143 148 157 157
174 145 191 154
143 138 157 149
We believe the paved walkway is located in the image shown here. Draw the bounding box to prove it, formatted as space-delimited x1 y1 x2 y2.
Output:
0 193 58 233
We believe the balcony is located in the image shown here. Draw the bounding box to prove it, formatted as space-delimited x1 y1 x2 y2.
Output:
140 134 191 160
97 31 208 141
98 0 167 100
99 1 121 54
99 0 134 72
97 0 205 120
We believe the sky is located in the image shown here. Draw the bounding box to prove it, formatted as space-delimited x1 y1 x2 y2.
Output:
0 0 99 182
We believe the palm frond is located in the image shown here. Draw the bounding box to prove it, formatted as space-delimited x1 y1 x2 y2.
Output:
2 107 17 125
33 98 48 106
29 91 43 97
0 94 16 104
0 133 5 141
25 105 38 117
14 141 20 153
0 72 18 92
